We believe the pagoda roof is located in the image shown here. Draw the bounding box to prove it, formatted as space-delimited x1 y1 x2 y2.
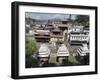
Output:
52 28 62 33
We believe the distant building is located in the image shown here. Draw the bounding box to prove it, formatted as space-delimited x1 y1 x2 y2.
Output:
50 28 64 45
25 29 35 40
69 31 89 45
83 26 89 30
58 20 68 31
34 30 50 42
32 24 44 30
57 44 69 64
72 25 84 31
68 25 84 35
83 26 89 34
38 44 50 62
76 44 89 64
45 24 54 31
58 20 69 31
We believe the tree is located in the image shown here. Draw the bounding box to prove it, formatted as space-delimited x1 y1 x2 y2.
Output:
75 15 89 26
25 39 39 68
25 17 36 25
25 39 37 56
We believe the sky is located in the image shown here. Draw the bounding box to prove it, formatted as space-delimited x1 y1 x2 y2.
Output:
25 12 78 20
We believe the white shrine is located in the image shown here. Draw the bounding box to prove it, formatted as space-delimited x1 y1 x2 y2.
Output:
38 44 50 61
57 44 69 63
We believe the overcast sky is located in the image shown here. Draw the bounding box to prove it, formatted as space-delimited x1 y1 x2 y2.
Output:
25 12 78 20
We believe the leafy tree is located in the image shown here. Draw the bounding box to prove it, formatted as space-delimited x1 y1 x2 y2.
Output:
25 39 39 68
75 15 89 26
25 17 36 25
25 39 37 56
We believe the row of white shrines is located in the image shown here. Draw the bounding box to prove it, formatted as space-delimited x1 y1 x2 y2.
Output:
35 43 89 63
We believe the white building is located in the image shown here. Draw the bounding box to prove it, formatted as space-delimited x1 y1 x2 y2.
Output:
76 44 89 65
68 25 84 33
77 44 89 56
69 31 89 45
57 44 69 63
73 25 84 31
38 44 50 62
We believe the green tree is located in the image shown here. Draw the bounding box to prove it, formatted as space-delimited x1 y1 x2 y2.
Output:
75 15 89 26
25 39 37 56
25 39 39 68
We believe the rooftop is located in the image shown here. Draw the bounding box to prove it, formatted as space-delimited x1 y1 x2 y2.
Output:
52 28 62 33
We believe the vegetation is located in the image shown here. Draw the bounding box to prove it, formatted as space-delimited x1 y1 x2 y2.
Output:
75 15 89 26
25 39 39 68
68 54 79 64
68 14 89 26
49 53 57 64
26 56 39 68
42 62 56 67
25 39 38 56
25 17 36 25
